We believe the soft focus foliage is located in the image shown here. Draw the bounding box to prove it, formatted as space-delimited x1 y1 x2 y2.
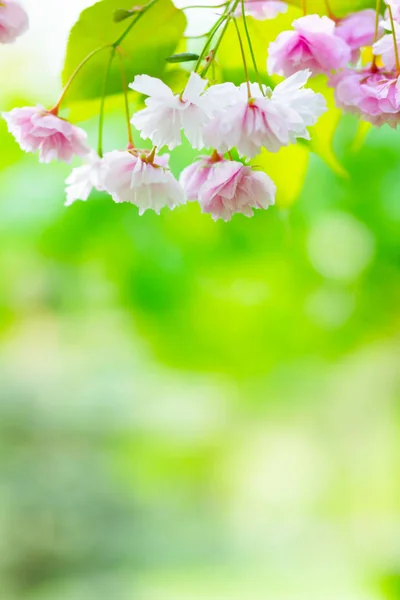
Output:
1 101 400 599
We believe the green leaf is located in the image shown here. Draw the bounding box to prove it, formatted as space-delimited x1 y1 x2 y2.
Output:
165 52 200 63
306 76 348 178
62 0 186 104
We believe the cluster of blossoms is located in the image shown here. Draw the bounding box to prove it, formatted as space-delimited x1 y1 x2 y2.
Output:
265 3 400 128
3 68 325 221
2 0 400 221
328 1 400 127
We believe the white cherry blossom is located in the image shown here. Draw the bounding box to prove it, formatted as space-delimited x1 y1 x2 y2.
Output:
204 70 326 158
373 19 400 69
102 150 185 215
65 151 105 206
130 72 237 150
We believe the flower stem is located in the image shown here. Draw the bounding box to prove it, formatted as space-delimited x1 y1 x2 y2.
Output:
118 51 134 147
194 13 229 72
97 47 116 157
240 0 264 95
371 0 381 71
113 0 160 48
301 0 306 15
201 15 232 76
180 2 228 8
388 5 400 74
232 18 251 98
324 0 335 19
51 0 161 116
374 0 381 42
50 45 111 113
97 0 160 154
201 0 241 76
97 0 161 155
195 0 242 74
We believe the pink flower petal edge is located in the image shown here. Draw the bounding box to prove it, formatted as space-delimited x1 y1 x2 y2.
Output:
268 14 351 76
2 106 90 163
181 158 276 221
0 0 28 44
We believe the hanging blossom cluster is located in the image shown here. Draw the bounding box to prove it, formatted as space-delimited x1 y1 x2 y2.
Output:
329 1 400 127
2 0 400 220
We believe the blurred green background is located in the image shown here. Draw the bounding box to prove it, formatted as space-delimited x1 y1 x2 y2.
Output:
1 2 400 599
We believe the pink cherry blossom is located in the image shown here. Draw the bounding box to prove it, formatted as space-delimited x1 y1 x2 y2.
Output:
65 152 105 206
335 9 376 63
235 0 287 20
331 68 400 127
0 0 28 44
130 72 236 150
179 155 221 200
198 160 276 221
2 105 90 163
101 150 185 214
267 14 351 76
203 83 285 157
203 70 326 158
271 68 327 125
